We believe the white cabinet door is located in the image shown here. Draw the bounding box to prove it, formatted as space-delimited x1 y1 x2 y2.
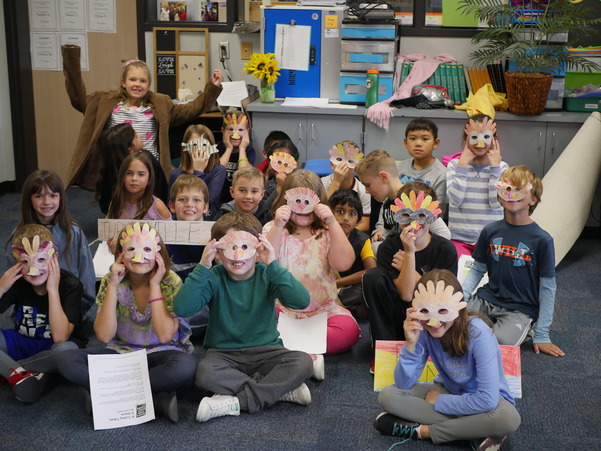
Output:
305 114 364 161
495 120 547 176
543 122 583 173
251 113 309 162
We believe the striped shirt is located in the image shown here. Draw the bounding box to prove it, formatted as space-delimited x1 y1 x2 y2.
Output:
107 102 159 159
446 159 508 244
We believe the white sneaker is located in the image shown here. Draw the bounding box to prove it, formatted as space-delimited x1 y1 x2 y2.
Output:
312 354 325 381
196 394 240 423
279 383 311 405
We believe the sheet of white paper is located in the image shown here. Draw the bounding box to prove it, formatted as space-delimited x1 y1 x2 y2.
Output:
87 0 115 33
277 312 327 354
93 241 114 280
456 254 488 289
282 97 329 107
97 219 214 245
31 32 60 71
88 350 155 430
29 0 59 30
275 24 311 71
217 81 248 108
59 0 86 30
60 32 88 70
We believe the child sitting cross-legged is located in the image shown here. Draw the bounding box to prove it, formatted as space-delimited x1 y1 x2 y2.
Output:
328 189 376 319
174 212 314 422
375 269 521 450
0 224 86 403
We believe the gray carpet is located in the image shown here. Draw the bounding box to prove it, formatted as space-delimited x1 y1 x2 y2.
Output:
0 188 600 450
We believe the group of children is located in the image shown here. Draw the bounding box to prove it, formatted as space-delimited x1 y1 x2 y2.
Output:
0 46 566 449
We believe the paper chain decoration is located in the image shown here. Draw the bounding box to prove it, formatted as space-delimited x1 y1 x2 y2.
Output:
181 134 219 156
12 235 55 276
269 152 298 174
413 280 467 328
120 222 160 263
219 230 258 261
284 187 321 214
328 142 364 169
390 190 442 229
495 180 532 202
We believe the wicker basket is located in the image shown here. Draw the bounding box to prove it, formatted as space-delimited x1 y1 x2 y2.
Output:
504 71 553 116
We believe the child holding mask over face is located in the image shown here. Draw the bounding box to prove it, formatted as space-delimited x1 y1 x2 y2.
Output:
446 114 508 257
56 223 195 423
169 124 226 219
265 170 360 379
375 270 520 450
217 111 256 204
321 141 371 233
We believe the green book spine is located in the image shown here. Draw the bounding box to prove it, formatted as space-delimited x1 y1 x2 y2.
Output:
441 65 454 103
456 64 468 104
451 64 461 105
401 62 411 83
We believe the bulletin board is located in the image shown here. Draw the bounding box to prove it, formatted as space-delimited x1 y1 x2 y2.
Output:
153 27 209 99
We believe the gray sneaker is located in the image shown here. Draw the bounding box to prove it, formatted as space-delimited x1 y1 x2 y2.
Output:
279 383 311 405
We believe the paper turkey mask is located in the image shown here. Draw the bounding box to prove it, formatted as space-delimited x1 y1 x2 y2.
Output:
182 134 219 156
12 235 55 276
219 231 258 261
120 222 161 263
390 190 442 230
223 113 248 140
465 117 496 149
269 152 297 174
284 187 321 214
413 280 467 328
329 142 364 169
495 180 532 202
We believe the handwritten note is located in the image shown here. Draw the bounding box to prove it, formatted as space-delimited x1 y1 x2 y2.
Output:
98 219 214 245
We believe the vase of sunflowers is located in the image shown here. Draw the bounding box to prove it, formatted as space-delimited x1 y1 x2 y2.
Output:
243 53 280 104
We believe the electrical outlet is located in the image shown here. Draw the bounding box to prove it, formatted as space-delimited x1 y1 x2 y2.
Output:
219 41 230 60
241 42 253 60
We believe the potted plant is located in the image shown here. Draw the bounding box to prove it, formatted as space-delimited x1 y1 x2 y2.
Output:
243 53 281 103
459 0 601 115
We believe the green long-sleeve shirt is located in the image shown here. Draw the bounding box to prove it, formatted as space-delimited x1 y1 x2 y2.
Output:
174 261 310 349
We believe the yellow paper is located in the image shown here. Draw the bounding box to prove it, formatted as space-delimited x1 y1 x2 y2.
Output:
456 83 508 118
325 15 338 28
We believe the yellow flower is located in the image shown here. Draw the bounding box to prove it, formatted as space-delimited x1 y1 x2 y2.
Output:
243 53 280 84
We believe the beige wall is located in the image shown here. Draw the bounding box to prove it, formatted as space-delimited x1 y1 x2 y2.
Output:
32 0 137 182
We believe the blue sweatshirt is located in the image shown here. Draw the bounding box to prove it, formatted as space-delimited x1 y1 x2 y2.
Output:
395 317 515 416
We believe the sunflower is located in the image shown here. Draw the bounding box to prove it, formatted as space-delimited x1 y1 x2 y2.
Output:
243 53 281 84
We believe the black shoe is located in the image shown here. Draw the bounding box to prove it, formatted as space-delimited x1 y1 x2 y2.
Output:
8 369 49 403
154 391 178 423
374 412 420 439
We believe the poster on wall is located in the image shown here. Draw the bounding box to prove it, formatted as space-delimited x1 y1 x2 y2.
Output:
59 0 87 30
29 0 59 30
31 32 60 70
88 0 115 33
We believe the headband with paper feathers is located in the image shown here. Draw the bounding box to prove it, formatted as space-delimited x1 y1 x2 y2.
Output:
465 117 496 136
284 187 321 205
329 142 364 161
224 113 248 127
390 191 442 216
413 280 465 309
12 235 55 260
120 222 160 247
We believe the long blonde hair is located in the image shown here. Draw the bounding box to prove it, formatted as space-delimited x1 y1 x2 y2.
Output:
118 60 152 105
270 169 328 237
